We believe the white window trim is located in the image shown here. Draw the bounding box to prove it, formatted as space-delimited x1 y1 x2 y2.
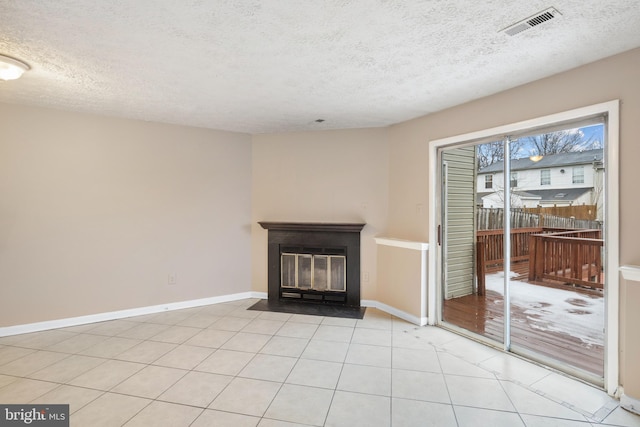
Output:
428 100 620 395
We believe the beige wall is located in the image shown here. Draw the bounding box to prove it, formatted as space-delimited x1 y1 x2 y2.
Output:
251 128 389 301
0 104 252 327
376 243 426 320
2 46 638 397
387 48 640 397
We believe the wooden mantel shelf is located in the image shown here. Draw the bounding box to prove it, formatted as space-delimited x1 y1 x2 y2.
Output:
258 222 365 233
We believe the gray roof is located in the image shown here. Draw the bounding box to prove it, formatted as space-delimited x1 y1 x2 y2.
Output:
477 187 592 204
524 187 592 202
476 190 539 204
479 148 603 174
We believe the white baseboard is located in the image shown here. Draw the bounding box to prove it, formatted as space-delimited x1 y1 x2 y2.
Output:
0 292 257 337
1 292 427 337
251 292 268 300
361 299 428 326
621 392 640 415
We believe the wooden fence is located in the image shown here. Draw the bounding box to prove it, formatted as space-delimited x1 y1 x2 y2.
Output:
528 229 604 289
477 208 602 231
523 205 597 221
539 215 602 230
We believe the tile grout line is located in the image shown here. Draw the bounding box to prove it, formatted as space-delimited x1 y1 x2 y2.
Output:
0 300 630 426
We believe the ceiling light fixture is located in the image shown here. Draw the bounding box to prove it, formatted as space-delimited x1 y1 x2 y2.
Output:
529 155 544 162
0 54 30 81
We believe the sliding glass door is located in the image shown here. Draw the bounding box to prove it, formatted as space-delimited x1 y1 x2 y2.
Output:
438 119 606 384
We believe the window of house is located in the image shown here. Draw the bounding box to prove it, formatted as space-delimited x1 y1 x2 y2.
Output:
541 169 551 185
573 166 584 184
485 175 493 189
510 172 518 188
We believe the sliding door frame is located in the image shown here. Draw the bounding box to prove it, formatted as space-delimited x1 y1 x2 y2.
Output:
427 100 620 395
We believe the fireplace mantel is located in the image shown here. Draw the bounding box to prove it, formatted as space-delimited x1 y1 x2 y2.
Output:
259 221 365 307
259 222 366 233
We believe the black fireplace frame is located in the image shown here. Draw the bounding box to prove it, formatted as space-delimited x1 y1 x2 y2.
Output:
258 222 365 307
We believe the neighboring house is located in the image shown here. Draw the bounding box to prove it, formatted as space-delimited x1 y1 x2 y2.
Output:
477 149 604 218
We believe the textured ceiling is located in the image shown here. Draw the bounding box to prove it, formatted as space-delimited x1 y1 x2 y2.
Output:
1 1 639 134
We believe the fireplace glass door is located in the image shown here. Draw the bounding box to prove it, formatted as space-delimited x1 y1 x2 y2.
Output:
281 253 346 292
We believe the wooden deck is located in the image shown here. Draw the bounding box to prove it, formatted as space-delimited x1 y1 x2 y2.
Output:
442 277 604 377
452 227 605 376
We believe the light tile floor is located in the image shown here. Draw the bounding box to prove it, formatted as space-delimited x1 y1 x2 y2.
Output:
0 298 639 427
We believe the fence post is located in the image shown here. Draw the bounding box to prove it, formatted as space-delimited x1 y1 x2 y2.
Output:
528 236 536 282
476 241 485 296
529 235 546 282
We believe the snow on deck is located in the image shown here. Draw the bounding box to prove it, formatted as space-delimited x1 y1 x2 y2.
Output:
485 271 604 347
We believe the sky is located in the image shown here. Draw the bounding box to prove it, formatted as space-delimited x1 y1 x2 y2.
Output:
512 123 605 159
478 123 605 165
579 124 605 144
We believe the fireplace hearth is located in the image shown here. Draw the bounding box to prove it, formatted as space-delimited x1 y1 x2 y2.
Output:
259 222 365 307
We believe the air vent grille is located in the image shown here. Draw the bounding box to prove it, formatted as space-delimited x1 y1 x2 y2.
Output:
528 11 555 26
502 7 561 36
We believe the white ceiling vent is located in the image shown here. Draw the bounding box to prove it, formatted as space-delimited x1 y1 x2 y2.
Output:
501 7 562 36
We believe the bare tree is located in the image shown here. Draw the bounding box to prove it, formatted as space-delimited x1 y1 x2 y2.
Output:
526 129 600 156
476 139 524 169
478 130 602 169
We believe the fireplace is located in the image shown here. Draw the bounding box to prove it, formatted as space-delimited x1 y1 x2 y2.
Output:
259 222 365 307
